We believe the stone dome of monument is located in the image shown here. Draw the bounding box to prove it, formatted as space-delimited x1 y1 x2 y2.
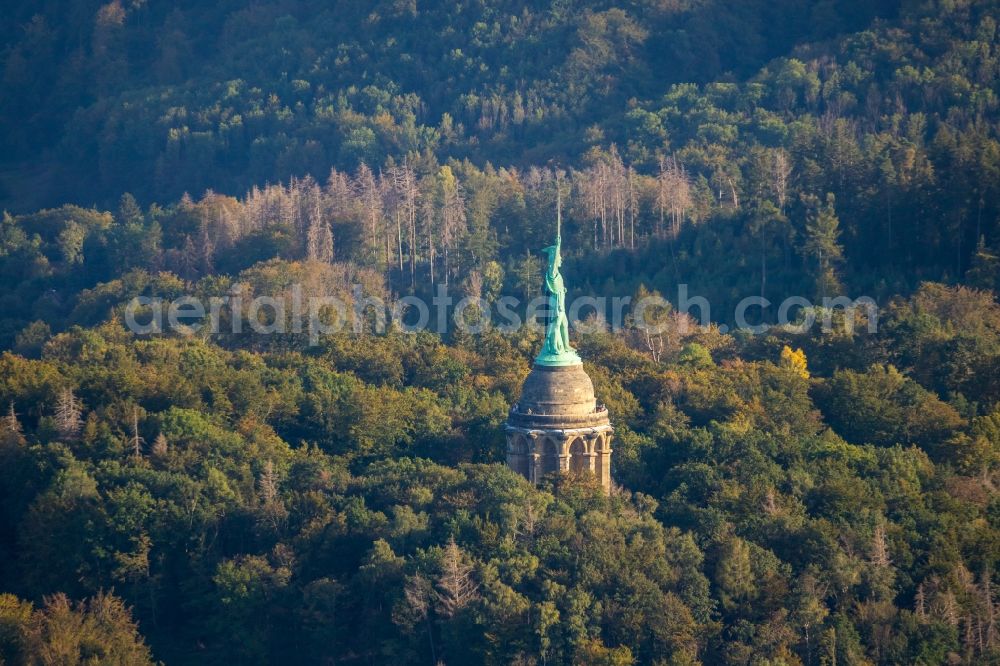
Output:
507 363 610 430
516 363 599 416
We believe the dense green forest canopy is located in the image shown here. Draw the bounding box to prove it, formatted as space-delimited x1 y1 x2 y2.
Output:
2 0 899 210
1 0 1000 664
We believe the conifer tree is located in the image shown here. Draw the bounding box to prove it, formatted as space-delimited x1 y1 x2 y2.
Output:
802 193 844 300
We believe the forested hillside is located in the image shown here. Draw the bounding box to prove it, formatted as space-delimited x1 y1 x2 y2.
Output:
2 0 899 208
1 0 1000 664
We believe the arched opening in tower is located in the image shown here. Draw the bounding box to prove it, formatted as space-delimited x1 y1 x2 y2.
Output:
508 434 530 479
594 434 608 483
539 438 560 476
569 437 588 475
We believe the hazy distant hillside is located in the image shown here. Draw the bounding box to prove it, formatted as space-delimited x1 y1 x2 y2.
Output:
1 0 899 210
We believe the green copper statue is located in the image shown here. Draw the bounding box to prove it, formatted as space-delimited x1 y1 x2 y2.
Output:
535 199 582 366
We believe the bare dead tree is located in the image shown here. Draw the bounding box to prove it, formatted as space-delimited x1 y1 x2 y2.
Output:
464 270 483 300
355 163 383 265
151 433 168 458
386 165 406 274
915 583 927 621
579 161 607 248
607 146 627 247
258 460 287 531
244 185 265 233
435 537 479 618
727 176 740 210
278 177 300 231
375 169 393 267
259 460 279 505
197 221 215 276
325 168 354 219
306 197 322 261
130 406 144 460
984 569 997 650
577 169 597 249
643 327 664 363
320 220 334 263
934 589 960 627
871 524 891 568
575 163 607 249
439 170 466 286
401 164 420 287
964 615 976 658
628 165 638 249
763 487 777 516
421 191 437 287
523 500 539 537
55 387 84 440
656 155 669 238
771 148 793 214
657 155 692 239
3 402 21 435
216 199 240 248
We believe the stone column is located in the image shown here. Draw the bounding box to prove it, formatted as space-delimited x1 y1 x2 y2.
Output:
585 434 599 474
527 433 541 484
505 433 523 479
530 453 542 485
597 434 613 491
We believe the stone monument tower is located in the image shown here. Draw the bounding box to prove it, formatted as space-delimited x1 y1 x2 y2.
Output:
505 198 613 491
